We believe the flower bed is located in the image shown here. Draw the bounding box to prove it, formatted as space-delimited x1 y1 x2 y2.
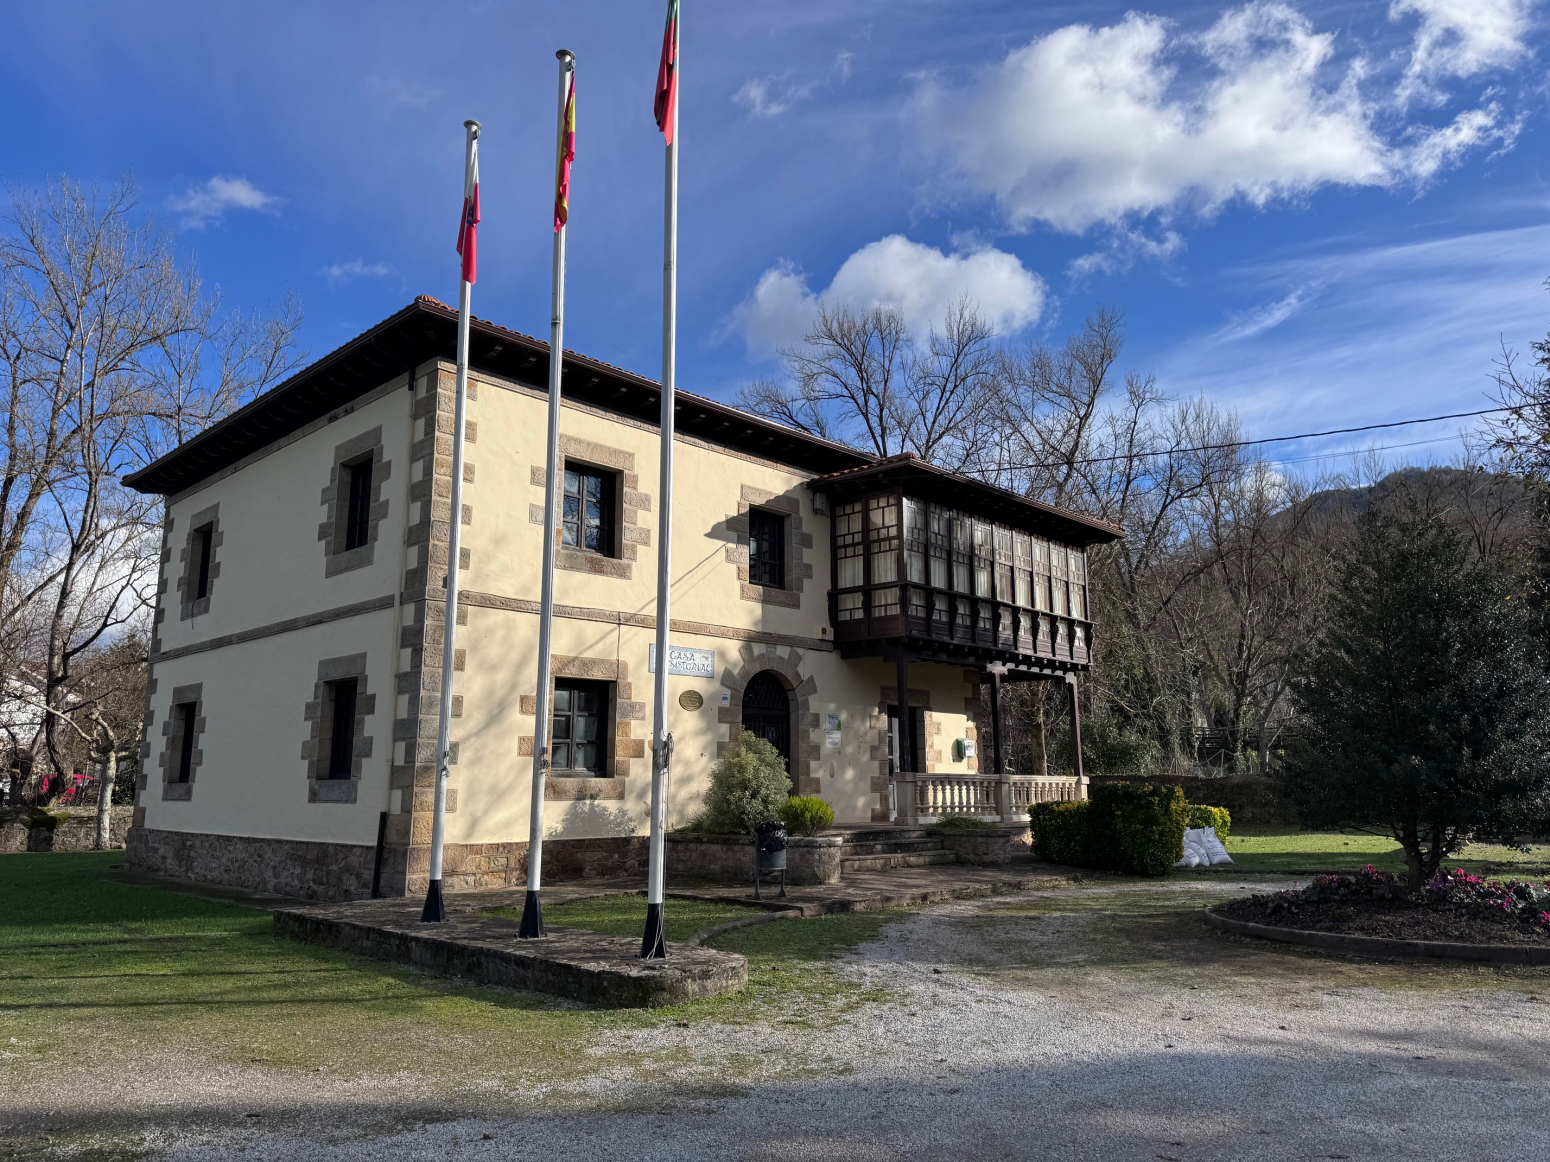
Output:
1216 864 1550 948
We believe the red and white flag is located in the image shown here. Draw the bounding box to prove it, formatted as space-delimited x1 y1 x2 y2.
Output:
456 136 481 283
654 0 679 145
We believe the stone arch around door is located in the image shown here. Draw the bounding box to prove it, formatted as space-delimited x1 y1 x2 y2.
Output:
718 643 819 795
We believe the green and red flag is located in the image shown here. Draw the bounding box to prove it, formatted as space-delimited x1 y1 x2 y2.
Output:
654 0 678 144
554 68 575 232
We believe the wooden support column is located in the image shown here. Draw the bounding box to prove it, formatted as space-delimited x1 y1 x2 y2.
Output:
895 653 917 824
988 669 1005 776
1066 674 1088 800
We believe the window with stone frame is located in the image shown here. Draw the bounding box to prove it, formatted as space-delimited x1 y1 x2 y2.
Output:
342 459 374 551
550 679 609 776
562 464 617 557
747 508 786 589
173 702 197 783
325 679 359 779
191 526 214 600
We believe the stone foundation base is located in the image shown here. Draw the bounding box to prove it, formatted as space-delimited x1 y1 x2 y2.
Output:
664 832 844 885
125 826 649 903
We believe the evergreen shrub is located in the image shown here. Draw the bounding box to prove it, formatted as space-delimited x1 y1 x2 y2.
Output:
780 795 834 836
698 731 790 835
1030 782 1188 876
1030 800 1096 866
1187 804 1232 842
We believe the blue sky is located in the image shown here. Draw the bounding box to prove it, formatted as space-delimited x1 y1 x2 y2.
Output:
3 0 1546 472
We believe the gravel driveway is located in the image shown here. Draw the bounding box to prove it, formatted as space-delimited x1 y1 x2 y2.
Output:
15 877 1550 1161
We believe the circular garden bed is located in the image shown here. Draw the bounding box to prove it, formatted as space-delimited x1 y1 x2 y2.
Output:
1206 865 1550 965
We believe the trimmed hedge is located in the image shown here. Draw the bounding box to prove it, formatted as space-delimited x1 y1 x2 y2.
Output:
779 795 835 837
1187 804 1232 842
1030 782 1189 876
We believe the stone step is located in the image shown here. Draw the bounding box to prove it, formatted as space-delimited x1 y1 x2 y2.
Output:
840 850 960 874
840 838 946 857
840 828 936 844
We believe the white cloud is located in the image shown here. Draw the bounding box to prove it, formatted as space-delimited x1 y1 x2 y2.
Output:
1210 285 1319 342
321 260 394 283
908 2 1520 234
1067 228 1185 282
734 77 812 118
166 176 278 230
728 235 1047 356
1392 0 1533 102
735 52 856 118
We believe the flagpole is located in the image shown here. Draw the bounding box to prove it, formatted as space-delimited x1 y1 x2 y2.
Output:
642 7 679 961
521 48 575 940
422 118 480 923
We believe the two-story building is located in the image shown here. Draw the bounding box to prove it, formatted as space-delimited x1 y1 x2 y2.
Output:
122 295 1121 900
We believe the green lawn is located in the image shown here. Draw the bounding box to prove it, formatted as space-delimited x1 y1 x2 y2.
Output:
0 853 894 1093
1224 825 1550 878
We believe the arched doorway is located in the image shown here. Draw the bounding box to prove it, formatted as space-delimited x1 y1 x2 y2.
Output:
741 670 791 776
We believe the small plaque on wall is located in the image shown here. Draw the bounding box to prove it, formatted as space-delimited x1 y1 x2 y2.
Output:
825 713 841 731
825 730 842 750
679 690 704 711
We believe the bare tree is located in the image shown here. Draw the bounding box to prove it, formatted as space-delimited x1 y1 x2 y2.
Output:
0 177 303 799
737 298 999 466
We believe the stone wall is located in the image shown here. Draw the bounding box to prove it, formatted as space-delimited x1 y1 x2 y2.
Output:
665 832 843 885
124 825 648 902
0 807 134 853
936 824 1031 867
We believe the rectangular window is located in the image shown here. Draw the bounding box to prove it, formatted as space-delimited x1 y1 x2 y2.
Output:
867 495 899 585
562 465 615 556
994 525 1013 602
871 586 900 618
954 597 972 633
1018 610 1034 644
931 592 950 628
907 586 928 619
551 679 607 776
998 607 1014 641
951 512 972 594
175 702 197 783
972 520 993 598
1013 531 1032 608
927 504 951 590
326 679 358 779
834 502 864 590
748 509 786 588
1069 547 1087 619
344 459 374 551
836 591 864 621
191 525 214 601
903 497 927 584
1051 541 1069 616
1033 537 1052 611
976 600 993 635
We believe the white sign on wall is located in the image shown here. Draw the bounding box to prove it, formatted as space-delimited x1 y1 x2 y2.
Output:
825 713 841 731
825 730 842 750
648 644 717 678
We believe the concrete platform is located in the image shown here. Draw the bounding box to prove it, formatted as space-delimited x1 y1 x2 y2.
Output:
272 896 747 1008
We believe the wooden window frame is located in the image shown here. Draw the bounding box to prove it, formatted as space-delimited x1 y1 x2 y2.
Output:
550 677 611 777
562 463 618 559
747 507 787 589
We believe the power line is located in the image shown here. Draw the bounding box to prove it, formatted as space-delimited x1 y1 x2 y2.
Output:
994 405 1510 472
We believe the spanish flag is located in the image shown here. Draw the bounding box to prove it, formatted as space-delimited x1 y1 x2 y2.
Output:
554 69 575 233
654 0 678 145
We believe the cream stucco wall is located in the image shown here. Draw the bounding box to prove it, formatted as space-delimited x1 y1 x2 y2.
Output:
139 358 988 849
140 372 415 842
